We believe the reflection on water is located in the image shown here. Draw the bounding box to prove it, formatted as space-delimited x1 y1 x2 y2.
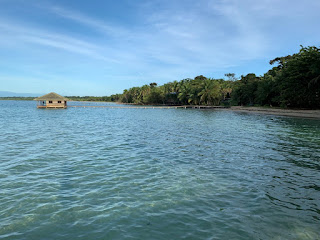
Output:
0 100 319 240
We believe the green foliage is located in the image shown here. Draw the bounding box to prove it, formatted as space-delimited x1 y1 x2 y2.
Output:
232 74 260 106
3 46 319 109
66 96 116 102
224 73 237 81
144 87 164 104
273 46 320 108
198 79 221 105
116 45 320 109
0 97 34 101
254 74 278 106
231 45 320 108
117 76 230 106
67 45 319 109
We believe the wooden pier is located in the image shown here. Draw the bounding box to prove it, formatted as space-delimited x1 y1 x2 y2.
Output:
69 105 228 109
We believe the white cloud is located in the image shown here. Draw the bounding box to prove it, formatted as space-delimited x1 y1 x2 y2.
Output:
0 21 121 63
0 0 319 94
50 6 129 37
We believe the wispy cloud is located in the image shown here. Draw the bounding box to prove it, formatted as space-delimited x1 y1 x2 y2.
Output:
40 2 277 67
207 0 320 53
49 6 129 37
0 0 319 95
0 21 120 63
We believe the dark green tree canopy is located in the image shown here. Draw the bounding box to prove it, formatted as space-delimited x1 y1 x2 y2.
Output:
114 45 319 109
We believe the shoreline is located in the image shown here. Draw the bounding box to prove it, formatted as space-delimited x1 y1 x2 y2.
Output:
118 104 320 119
1 99 320 119
227 106 320 119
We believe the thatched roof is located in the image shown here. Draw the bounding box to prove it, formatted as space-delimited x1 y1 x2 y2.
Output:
34 92 70 101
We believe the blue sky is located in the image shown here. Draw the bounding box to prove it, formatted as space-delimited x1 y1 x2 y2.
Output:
0 0 319 96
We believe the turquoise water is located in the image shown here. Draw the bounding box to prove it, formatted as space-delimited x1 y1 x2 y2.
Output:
0 100 319 240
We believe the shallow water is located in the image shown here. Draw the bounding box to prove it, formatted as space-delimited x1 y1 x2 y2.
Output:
0 100 319 240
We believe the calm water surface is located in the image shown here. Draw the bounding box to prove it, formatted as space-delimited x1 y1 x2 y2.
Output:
0 100 319 240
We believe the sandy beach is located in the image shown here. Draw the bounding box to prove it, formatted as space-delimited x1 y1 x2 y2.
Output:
229 106 320 119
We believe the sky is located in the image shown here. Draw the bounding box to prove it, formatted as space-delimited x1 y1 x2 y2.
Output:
0 0 319 96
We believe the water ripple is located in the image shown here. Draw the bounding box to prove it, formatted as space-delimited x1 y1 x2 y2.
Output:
0 101 319 239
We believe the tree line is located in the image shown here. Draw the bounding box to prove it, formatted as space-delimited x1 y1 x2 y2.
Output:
116 46 320 108
2 46 318 108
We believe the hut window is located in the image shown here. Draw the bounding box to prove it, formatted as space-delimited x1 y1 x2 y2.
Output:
49 101 52 103
58 101 61 103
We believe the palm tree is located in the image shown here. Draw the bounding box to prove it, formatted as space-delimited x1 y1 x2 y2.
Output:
178 80 192 104
141 85 151 104
198 79 221 105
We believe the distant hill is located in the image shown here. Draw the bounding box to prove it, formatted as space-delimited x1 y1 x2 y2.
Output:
0 91 42 97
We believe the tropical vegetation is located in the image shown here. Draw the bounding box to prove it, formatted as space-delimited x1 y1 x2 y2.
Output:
116 46 320 109
1 46 319 109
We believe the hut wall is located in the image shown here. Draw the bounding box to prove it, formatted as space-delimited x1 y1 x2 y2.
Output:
45 100 66 108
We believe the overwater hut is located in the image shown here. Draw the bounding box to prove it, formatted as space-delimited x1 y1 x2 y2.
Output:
34 92 69 108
